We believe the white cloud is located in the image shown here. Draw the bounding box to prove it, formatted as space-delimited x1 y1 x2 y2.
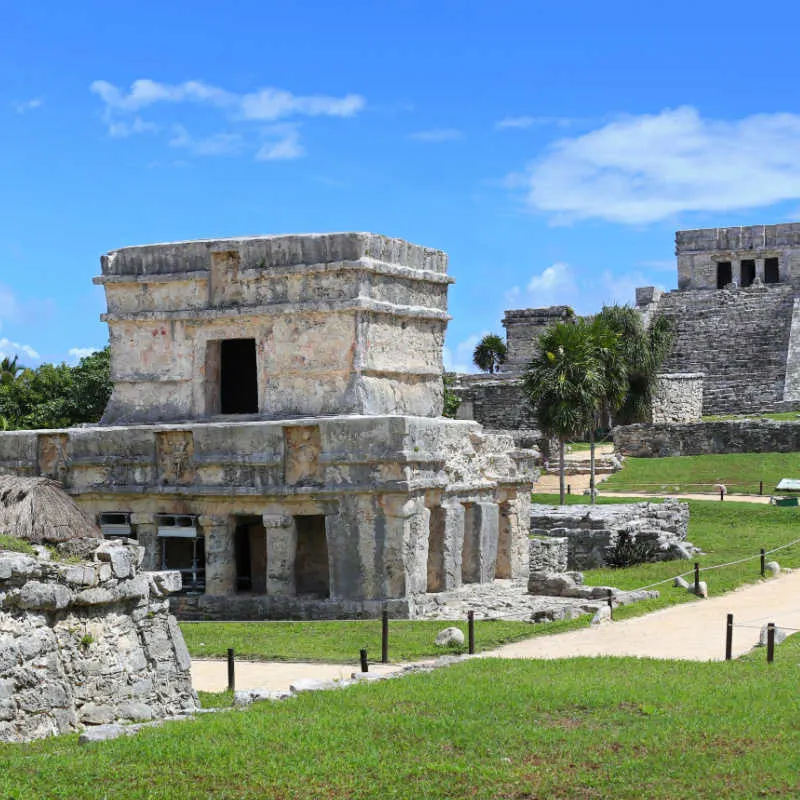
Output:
67 347 100 364
506 262 577 309
168 125 244 156
12 98 42 114
519 107 800 225
443 331 489 374
90 78 364 160
0 285 20 327
0 338 39 363
256 127 305 161
409 128 462 142
495 116 574 130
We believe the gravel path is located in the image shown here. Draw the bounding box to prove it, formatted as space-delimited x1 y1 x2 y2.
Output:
190 570 800 692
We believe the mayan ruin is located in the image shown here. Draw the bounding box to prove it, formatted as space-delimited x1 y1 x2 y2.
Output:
0 233 536 620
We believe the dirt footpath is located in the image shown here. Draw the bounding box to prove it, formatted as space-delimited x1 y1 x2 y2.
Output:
483 568 800 662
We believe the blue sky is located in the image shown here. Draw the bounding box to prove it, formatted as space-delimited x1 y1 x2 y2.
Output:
3 0 800 372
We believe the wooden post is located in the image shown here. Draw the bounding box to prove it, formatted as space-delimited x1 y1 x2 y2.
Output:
725 613 733 661
694 562 700 595
567 484 571 496
767 623 776 664
227 648 235 692
760 548 766 578
719 486 724 501
360 648 368 673
759 480 764 496
468 610 475 655
607 589 614 620
381 608 389 664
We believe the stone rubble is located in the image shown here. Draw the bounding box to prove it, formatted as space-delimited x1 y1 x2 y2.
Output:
0 539 197 743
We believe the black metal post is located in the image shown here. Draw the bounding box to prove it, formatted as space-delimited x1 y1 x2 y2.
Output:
761 548 766 578
607 589 614 620
468 610 475 655
227 648 235 692
760 480 764 496
720 486 724 501
381 608 389 664
694 562 700 595
725 613 733 661
767 623 776 664
567 484 571 496
360 648 368 673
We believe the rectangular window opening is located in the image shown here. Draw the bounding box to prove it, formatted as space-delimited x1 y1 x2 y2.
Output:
157 514 205 594
717 261 732 289
98 512 135 539
219 338 258 415
234 515 267 594
740 259 755 288
294 515 330 598
765 257 780 284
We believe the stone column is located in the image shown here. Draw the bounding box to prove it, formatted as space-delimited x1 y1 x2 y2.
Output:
437 500 465 591
756 258 766 283
199 515 235 596
379 494 427 597
130 513 159 571
461 501 499 583
264 513 297 596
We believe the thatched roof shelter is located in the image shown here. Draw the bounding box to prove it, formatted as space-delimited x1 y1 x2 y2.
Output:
0 475 102 543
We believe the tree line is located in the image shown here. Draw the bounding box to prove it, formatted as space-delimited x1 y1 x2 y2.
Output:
0 348 112 430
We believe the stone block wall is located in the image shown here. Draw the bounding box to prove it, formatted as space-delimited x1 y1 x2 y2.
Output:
651 374 704 423
614 419 800 457
502 306 574 370
529 500 690 569
451 374 539 431
0 539 197 743
647 284 798 414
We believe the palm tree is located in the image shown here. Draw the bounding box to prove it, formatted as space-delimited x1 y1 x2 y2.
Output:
0 356 21 386
472 334 507 374
522 320 605 505
595 306 673 425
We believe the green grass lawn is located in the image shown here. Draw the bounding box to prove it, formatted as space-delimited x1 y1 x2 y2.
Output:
600 451 800 494
181 498 800 661
181 618 547 663
3 656 800 799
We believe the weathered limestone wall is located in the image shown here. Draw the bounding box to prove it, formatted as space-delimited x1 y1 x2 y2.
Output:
676 224 800 290
529 537 568 573
96 234 452 424
0 416 535 620
451 374 539 431
614 419 800 457
644 284 798 414
502 306 574 371
529 500 690 569
650 374 704 423
0 540 197 743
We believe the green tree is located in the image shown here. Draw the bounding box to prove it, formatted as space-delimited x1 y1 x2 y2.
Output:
0 347 111 430
595 305 673 425
0 356 21 385
472 333 507 374
522 320 605 505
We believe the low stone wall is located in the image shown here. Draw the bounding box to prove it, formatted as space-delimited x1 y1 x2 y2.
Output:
614 419 800 457
0 539 197 743
529 500 690 570
451 374 539 431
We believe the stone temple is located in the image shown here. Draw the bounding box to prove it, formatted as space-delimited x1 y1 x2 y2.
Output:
0 233 534 619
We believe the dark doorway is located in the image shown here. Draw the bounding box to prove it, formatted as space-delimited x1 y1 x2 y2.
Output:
740 259 755 288
765 257 780 284
294 515 330 597
220 339 258 414
234 515 267 594
426 507 446 593
161 535 205 594
717 261 732 289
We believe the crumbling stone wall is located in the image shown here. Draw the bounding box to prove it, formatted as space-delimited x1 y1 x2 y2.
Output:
0 539 197 743
451 374 539 430
614 419 800 457
529 500 690 570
